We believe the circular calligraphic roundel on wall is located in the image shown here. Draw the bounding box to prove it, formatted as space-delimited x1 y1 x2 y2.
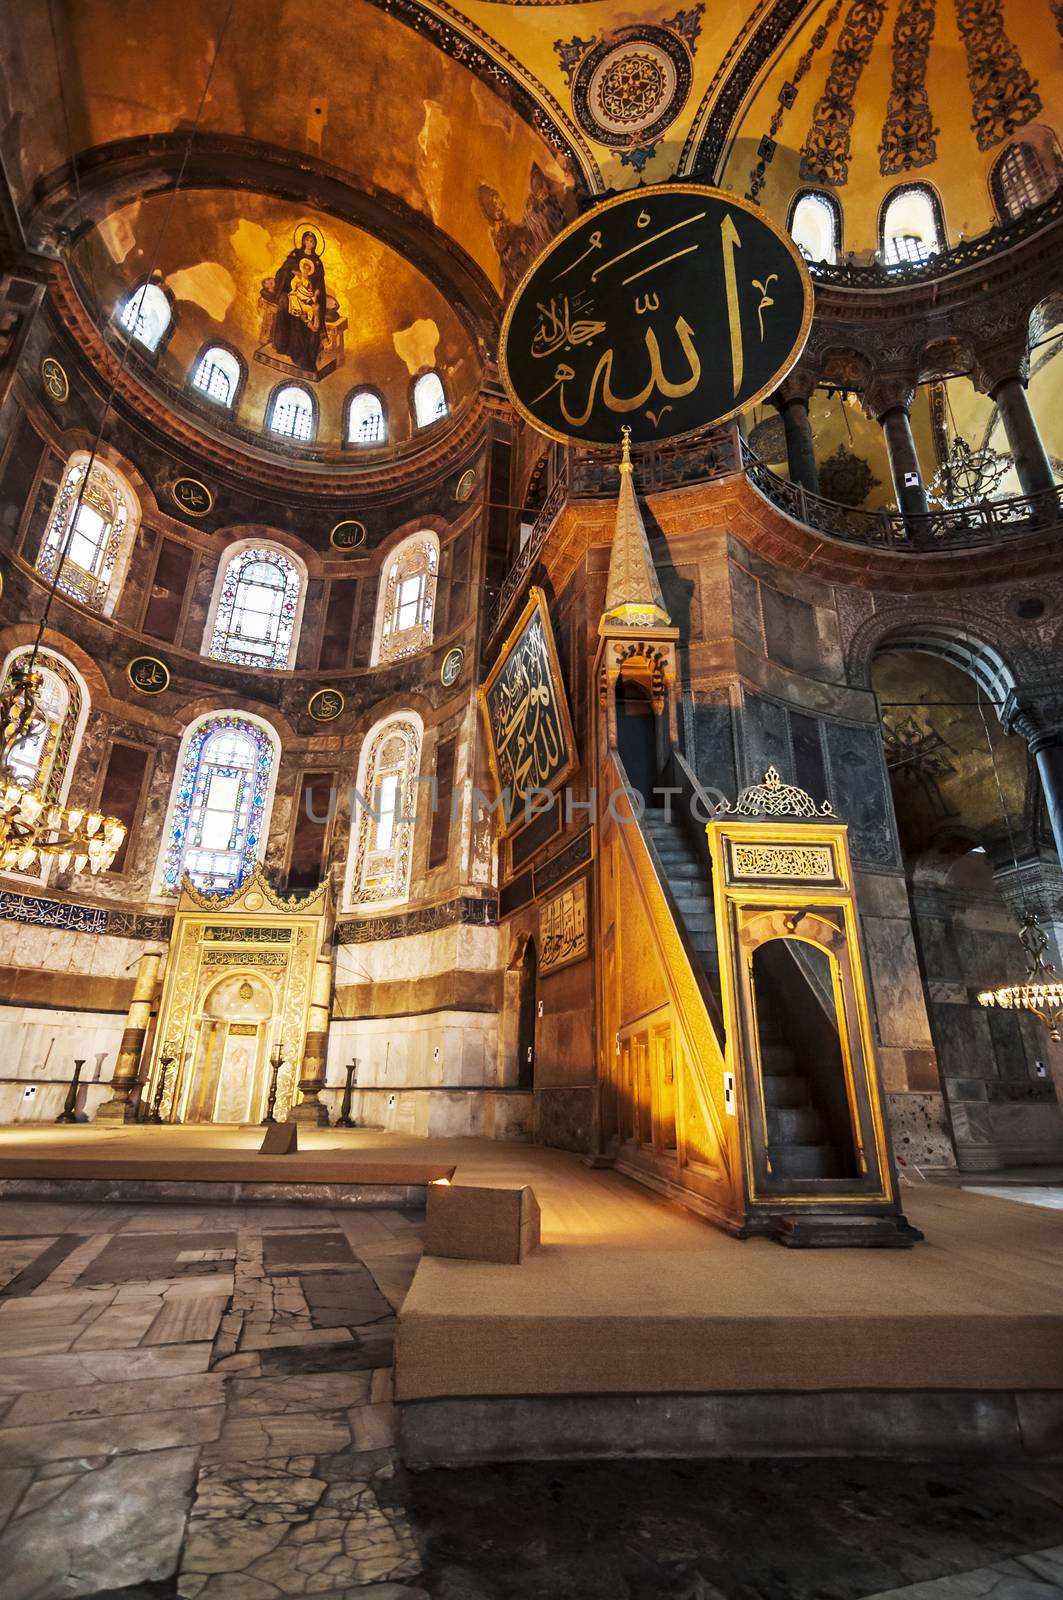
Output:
573 27 692 149
499 183 813 450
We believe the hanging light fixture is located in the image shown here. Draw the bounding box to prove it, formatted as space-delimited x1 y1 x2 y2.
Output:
929 383 1011 508
978 912 1063 1042
0 658 126 876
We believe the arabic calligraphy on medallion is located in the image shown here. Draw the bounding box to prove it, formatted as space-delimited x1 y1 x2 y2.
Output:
127 655 171 695
171 478 214 517
480 588 576 829
308 688 345 722
500 183 812 448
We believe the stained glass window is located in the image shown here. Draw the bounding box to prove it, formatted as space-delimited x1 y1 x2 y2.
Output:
192 346 241 406
790 192 839 264
270 385 314 441
38 453 138 612
349 715 422 906
117 282 171 352
347 390 386 444
208 545 304 669
413 371 447 429
0 651 80 800
159 715 277 896
373 532 439 665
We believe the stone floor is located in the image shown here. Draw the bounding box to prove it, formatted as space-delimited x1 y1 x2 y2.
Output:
0 1196 1062 1600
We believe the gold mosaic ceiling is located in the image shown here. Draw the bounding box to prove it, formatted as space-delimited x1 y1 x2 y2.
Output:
8 3 1063 273
4 0 1062 457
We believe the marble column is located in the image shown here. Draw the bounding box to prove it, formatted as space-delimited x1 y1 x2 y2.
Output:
772 371 820 495
289 950 333 1125
975 343 1055 501
95 944 164 1123
864 375 928 517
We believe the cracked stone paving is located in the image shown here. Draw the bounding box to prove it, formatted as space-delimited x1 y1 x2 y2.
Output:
2 1197 1063 1600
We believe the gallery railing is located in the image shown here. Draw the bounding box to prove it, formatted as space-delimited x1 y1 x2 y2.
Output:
740 438 1063 550
484 428 1062 648
485 465 568 641
806 191 1063 288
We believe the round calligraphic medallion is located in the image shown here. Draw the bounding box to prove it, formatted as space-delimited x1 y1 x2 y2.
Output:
499 183 813 450
440 646 464 687
128 655 170 695
574 27 691 148
329 519 366 550
454 469 476 503
308 687 344 722
41 356 70 403
171 477 214 517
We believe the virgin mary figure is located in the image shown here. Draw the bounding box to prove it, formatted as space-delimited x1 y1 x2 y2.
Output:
266 229 328 371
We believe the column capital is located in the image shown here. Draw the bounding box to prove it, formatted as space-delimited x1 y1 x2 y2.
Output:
1001 686 1063 750
862 372 917 423
972 337 1030 396
772 365 819 408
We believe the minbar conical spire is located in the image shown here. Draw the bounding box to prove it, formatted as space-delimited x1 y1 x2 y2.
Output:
599 427 672 633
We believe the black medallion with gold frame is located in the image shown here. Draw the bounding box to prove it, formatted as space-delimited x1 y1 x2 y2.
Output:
479 587 577 839
128 655 171 694
500 182 813 450
171 478 214 517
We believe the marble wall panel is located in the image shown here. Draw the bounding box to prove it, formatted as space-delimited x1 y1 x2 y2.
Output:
885 1091 954 1167
824 721 898 867
536 1085 593 1153
862 917 934 1051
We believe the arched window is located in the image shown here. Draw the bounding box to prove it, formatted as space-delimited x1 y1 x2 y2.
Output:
346 389 386 445
191 345 242 407
117 282 171 352
992 142 1057 221
205 543 305 669
413 371 447 429
347 712 422 908
789 191 840 264
0 648 87 879
880 185 944 267
37 452 139 613
269 384 315 442
157 714 279 896
371 531 439 665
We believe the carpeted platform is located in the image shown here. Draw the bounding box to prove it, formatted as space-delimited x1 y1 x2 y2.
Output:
0 1123 455 1199
392 1144 1063 1460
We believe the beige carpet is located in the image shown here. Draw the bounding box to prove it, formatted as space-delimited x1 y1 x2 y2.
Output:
396 1144 1063 1398
0 1124 456 1185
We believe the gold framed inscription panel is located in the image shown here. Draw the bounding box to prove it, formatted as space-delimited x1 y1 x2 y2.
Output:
479 587 578 839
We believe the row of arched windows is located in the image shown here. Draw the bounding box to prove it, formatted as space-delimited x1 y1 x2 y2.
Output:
34 454 441 670
116 284 448 443
0 644 426 908
789 137 1061 268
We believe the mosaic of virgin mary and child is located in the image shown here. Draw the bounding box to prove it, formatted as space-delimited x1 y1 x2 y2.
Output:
257 226 347 378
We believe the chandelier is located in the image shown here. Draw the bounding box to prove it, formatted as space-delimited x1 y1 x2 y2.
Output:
929 435 1011 508
0 657 126 876
978 912 1063 1042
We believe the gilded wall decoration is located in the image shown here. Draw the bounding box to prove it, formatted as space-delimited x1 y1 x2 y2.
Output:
817 443 880 506
478 163 572 297
799 0 887 187
539 875 589 974
955 0 1041 151
879 0 939 176
745 0 843 202
555 9 703 171
730 842 836 880
480 588 577 832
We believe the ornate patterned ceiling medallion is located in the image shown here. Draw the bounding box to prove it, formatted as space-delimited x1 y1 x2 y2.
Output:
818 444 881 507
558 11 702 166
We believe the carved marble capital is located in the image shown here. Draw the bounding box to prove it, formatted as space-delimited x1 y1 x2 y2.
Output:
772 365 819 408
861 371 917 422
971 337 1030 397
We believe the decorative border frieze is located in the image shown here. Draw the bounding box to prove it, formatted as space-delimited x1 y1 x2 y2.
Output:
334 895 497 945
0 888 172 940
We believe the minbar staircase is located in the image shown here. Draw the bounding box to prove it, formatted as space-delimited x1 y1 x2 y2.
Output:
641 805 718 991
642 803 843 1181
